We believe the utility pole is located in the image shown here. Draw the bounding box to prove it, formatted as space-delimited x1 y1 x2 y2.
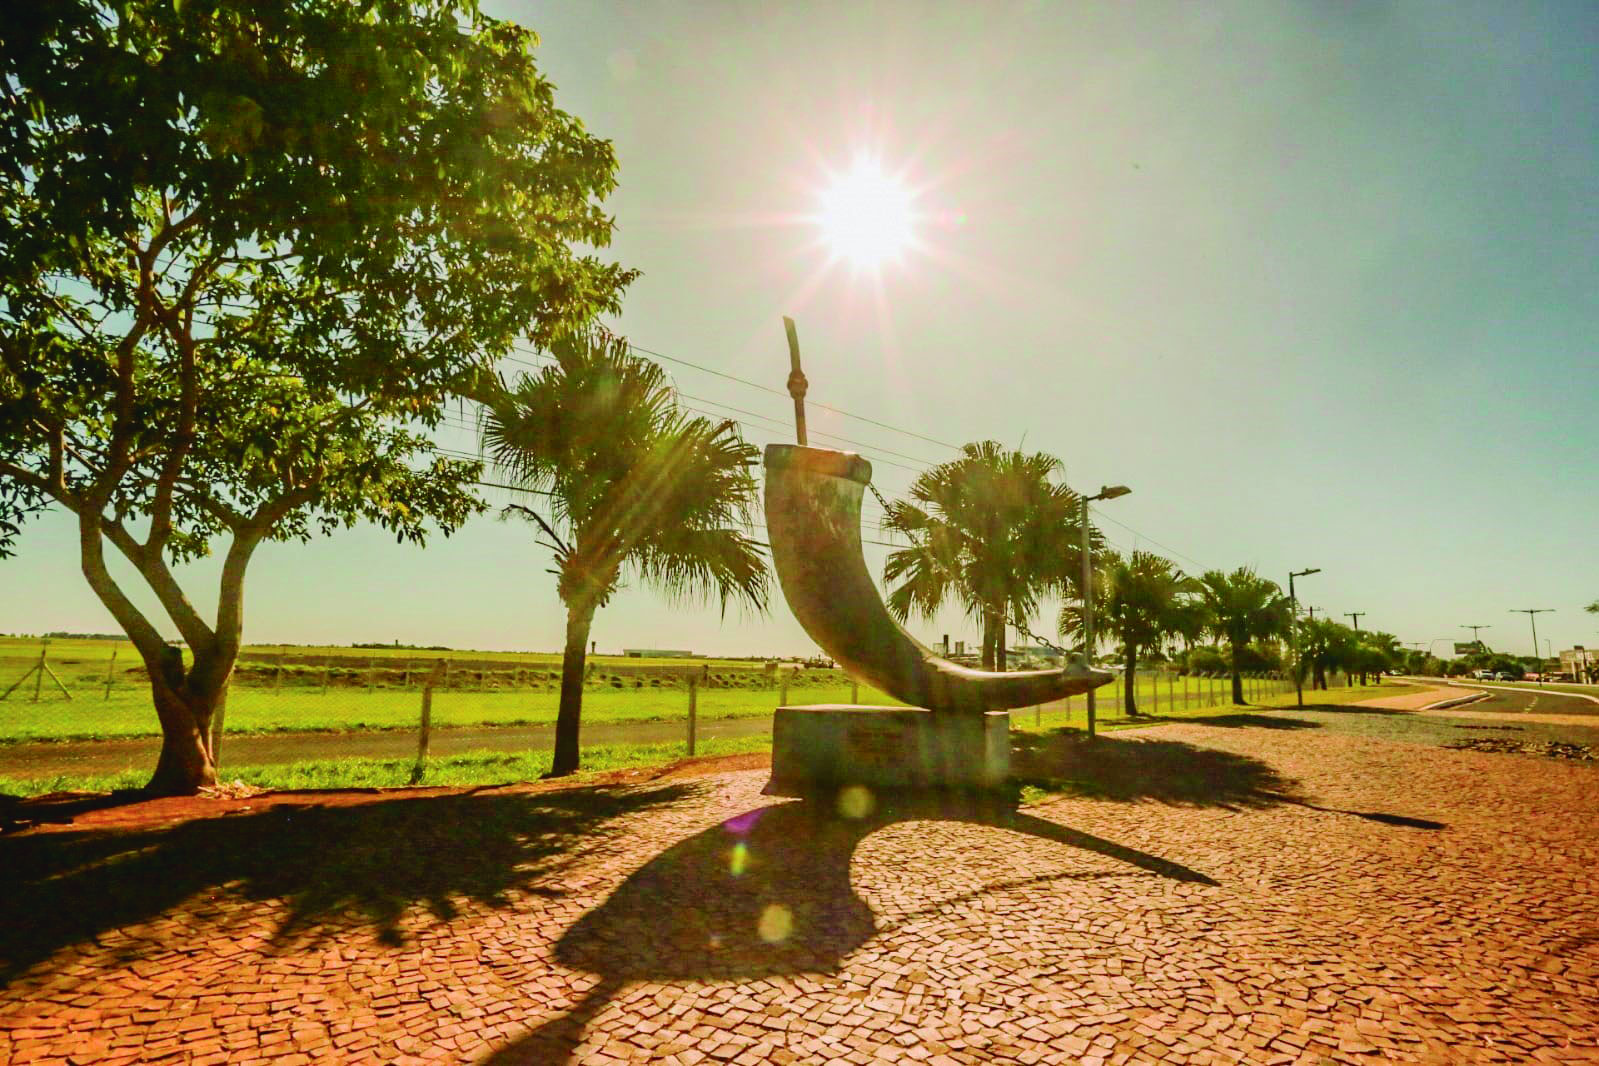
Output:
1345 611 1368 684
1288 569 1320 708
1306 606 1320 622
1079 484 1131 738
1510 609 1553 685
1461 624 1492 654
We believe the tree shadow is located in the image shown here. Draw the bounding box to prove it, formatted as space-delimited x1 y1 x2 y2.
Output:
1010 730 1309 808
483 790 1216 1065
1010 731 1448 834
0 789 153 834
0 783 695 986
1137 712 1323 730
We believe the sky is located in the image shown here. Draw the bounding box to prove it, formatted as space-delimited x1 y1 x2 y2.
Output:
3 0 1597 660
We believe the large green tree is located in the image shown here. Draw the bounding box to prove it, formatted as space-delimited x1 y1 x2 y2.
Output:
1059 549 1202 716
478 332 767 777
0 1 632 793
880 442 1091 671
1200 567 1290 704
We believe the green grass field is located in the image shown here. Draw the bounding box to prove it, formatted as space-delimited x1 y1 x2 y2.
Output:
0 681 1408 797
2 635 1321 743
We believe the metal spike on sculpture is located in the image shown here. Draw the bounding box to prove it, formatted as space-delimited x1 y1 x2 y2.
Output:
763 319 1112 796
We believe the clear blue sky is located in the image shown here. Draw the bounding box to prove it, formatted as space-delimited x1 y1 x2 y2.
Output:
4 1 1596 659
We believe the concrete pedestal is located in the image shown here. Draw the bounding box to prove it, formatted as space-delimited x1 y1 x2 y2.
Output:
765 705 1010 797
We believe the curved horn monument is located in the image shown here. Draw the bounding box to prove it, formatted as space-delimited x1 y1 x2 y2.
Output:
762 319 1111 797
765 444 1110 712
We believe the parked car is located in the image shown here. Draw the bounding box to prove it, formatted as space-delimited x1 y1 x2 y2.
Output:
1472 669 1494 681
1494 671 1516 681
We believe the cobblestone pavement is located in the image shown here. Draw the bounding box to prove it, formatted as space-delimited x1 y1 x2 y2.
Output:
3 719 1598 1065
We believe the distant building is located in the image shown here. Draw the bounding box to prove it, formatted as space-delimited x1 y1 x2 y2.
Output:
622 648 694 659
1559 647 1594 681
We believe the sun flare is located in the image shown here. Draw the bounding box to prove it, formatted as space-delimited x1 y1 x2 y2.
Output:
815 158 917 270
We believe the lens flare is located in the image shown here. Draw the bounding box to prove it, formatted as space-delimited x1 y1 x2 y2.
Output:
729 842 750 877
758 903 794 944
836 784 875 820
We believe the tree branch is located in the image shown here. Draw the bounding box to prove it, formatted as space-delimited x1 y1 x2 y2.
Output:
77 510 169 666
101 514 215 653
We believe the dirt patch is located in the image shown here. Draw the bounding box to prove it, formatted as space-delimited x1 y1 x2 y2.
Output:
1444 737 1599 760
0 751 774 836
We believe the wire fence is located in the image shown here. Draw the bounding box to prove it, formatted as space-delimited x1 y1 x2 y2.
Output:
0 638 1363 786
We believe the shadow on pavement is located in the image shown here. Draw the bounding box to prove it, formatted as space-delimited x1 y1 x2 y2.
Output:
1010 730 1309 808
0 783 695 985
0 789 154 834
1141 712 1323 730
483 790 1216 1065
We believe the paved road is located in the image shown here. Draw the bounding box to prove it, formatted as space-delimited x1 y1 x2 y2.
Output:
1434 681 1599 716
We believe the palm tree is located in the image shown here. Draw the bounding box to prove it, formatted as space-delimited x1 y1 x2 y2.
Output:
1300 618 1358 691
880 442 1090 670
478 331 767 776
1199 567 1291 704
1361 631 1401 684
1058 550 1203 716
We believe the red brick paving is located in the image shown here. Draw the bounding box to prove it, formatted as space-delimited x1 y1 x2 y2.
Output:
3 722 1597 1064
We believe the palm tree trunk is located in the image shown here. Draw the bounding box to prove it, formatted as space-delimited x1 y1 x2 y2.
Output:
1124 643 1138 716
1230 640 1245 704
996 611 1007 673
552 600 597 777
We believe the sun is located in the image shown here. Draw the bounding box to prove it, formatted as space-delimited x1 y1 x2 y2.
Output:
814 158 917 270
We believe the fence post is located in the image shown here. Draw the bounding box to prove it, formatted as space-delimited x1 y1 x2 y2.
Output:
412 661 442 784
104 645 118 700
686 674 698 756
274 647 285 691
1150 671 1159 716
850 678 859 704
321 665 331 695
367 658 377 691
33 641 46 702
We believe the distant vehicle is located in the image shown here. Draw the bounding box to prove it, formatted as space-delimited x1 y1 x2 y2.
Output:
1472 669 1494 681
1494 671 1516 681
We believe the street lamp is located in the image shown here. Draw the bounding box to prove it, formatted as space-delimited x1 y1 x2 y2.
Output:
1080 484 1130 738
1510 609 1553 686
1288 568 1320 708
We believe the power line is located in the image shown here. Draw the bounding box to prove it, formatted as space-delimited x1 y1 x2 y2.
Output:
489 337 1229 582
616 341 966 454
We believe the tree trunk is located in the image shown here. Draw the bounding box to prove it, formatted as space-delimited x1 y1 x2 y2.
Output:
143 645 227 795
995 612 1007 673
1124 644 1139 716
1230 641 1245 704
551 601 596 777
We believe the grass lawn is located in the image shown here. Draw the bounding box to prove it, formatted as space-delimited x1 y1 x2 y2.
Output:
0 681 903 742
0 681 1413 796
0 734 778 797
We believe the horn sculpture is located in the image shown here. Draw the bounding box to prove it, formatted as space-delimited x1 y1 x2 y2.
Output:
764 444 1112 713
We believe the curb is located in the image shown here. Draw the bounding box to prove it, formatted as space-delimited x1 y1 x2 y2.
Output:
1422 690 1494 711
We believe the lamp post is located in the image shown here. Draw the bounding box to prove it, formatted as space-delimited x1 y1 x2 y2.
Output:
1461 624 1492 655
1510 609 1553 686
1288 568 1321 708
1080 484 1130 739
